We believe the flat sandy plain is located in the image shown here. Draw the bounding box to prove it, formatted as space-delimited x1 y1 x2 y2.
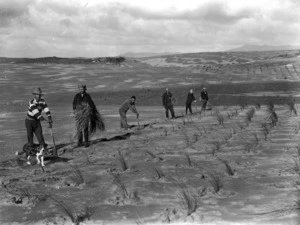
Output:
1 50 300 225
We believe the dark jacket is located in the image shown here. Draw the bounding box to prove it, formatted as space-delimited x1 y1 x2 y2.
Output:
186 93 196 105
162 91 173 107
201 90 208 100
73 92 96 111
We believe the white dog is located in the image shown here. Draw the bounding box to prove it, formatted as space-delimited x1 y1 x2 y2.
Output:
16 143 46 167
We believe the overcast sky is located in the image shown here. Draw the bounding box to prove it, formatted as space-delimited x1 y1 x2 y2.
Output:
0 0 299 57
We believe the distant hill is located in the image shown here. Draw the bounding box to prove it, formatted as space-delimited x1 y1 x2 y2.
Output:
228 45 300 52
0 56 125 64
120 52 181 58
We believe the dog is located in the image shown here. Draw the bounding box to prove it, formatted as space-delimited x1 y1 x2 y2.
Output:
15 143 47 167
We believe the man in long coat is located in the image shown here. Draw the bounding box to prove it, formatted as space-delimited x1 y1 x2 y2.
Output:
162 88 175 119
72 84 96 147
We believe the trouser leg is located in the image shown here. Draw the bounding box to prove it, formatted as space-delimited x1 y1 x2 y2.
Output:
170 105 175 118
83 125 89 143
25 119 34 147
188 104 193 114
165 107 169 118
33 120 45 147
120 111 128 129
77 126 83 144
202 100 207 110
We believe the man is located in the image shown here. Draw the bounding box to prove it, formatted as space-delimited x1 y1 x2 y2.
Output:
72 84 96 147
119 96 139 130
162 87 175 119
200 87 209 111
25 87 52 150
185 89 196 115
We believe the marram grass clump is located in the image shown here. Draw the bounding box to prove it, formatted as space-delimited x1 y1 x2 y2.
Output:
74 105 105 138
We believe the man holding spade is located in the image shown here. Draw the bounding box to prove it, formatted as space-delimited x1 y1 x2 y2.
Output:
25 87 52 150
119 96 139 130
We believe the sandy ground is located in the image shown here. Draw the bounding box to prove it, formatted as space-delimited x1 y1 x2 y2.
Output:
1 51 300 224
1 103 300 225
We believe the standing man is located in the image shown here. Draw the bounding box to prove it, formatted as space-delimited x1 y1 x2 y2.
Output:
25 87 52 150
162 87 175 119
119 96 139 130
73 84 96 147
185 89 196 115
200 87 209 111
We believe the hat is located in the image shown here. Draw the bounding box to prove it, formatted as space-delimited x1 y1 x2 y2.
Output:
32 87 43 95
131 95 136 100
78 84 86 90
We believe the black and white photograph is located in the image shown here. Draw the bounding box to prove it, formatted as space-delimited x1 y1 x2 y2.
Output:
0 0 300 224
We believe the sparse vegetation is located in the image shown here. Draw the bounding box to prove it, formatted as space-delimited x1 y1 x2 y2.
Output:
3 50 300 224
117 150 128 171
211 140 223 156
287 102 298 116
184 152 193 167
245 107 255 124
69 164 85 186
216 113 225 126
152 167 165 180
177 186 200 216
217 157 235 176
111 173 129 199
207 172 223 193
50 196 97 225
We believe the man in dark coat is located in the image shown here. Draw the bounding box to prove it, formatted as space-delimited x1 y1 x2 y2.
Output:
25 87 52 150
185 89 196 115
72 84 96 147
119 96 139 130
162 88 175 119
200 87 209 111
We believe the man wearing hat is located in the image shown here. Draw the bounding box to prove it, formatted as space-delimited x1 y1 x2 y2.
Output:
200 87 209 111
25 87 52 150
72 84 96 147
119 96 139 130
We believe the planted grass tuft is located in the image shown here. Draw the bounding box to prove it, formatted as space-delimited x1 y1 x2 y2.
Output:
145 150 163 162
267 110 278 127
50 196 97 225
217 157 235 176
82 151 93 165
287 102 298 116
177 186 200 216
261 123 270 141
245 107 255 124
69 164 85 186
292 157 300 173
207 172 223 193
111 173 129 199
184 152 193 167
255 103 261 110
117 150 128 171
181 130 192 148
216 113 224 126
152 167 165 180
8 187 50 205
211 141 222 156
